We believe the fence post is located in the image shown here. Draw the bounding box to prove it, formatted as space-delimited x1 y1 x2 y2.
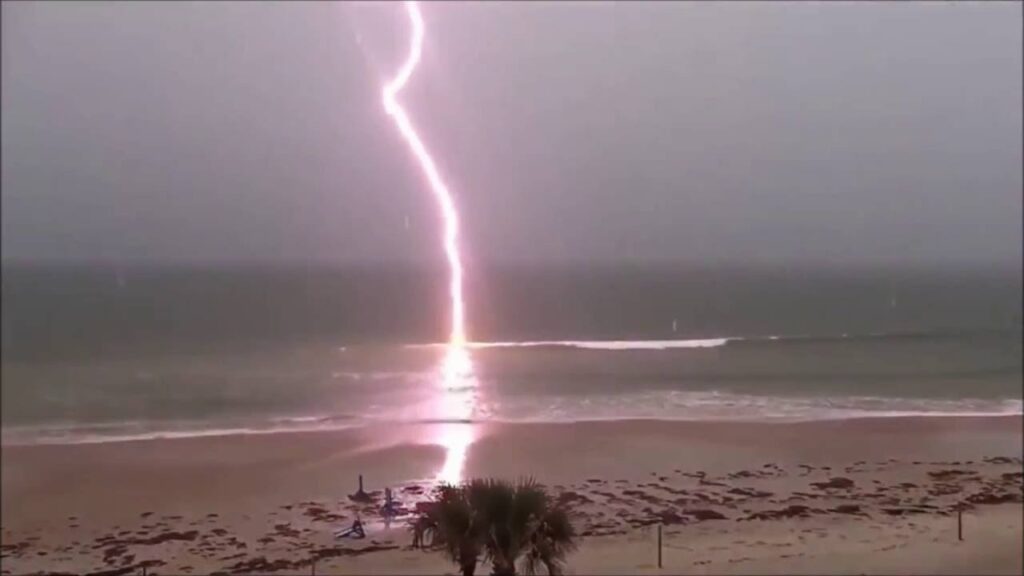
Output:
958 508 963 541
657 523 663 568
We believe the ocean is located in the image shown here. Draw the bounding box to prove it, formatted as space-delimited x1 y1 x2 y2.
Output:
2 262 1021 444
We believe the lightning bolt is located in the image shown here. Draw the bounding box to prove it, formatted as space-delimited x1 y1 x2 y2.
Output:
382 0 475 484
383 1 467 351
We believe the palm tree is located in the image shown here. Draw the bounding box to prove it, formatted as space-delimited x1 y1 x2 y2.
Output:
412 484 482 576
411 478 577 576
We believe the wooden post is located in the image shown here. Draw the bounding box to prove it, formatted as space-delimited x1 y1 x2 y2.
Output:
655 522 663 565
311 558 316 576
958 508 963 541
359 474 364 493
141 567 147 576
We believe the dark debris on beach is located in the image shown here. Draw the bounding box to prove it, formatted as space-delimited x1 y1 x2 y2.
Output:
0 455 1021 575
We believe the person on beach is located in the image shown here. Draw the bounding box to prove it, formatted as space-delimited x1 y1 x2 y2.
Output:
382 487 398 528
335 517 365 539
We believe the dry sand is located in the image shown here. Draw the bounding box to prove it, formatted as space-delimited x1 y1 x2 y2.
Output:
2 415 1021 575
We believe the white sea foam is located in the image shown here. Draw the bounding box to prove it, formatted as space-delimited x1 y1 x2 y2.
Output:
406 338 732 350
481 392 1024 424
7 394 1018 446
0 417 359 446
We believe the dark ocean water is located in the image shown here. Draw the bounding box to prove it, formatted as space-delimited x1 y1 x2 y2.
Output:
2 263 1021 443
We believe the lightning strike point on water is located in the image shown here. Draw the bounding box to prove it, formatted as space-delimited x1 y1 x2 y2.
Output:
383 1 467 352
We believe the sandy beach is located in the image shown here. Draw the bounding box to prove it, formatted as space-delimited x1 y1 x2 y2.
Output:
1 415 1021 575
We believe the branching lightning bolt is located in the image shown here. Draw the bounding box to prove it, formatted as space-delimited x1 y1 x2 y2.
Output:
383 1 467 351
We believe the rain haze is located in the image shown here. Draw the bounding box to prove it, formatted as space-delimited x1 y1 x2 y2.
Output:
2 4 1024 573
2 1 1021 268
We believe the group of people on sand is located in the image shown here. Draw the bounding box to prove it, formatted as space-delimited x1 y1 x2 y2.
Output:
335 476 403 539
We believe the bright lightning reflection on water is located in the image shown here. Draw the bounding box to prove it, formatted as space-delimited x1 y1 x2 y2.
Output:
436 344 476 485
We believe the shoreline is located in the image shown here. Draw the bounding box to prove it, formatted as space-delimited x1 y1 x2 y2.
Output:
2 414 1021 574
3 414 1019 511
3 411 1022 447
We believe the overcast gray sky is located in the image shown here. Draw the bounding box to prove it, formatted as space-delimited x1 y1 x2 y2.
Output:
2 1 1021 268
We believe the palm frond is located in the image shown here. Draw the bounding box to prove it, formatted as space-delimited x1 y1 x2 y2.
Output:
414 477 577 576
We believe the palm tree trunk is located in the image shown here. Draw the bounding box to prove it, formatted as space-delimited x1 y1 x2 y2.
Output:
459 551 477 576
491 562 516 576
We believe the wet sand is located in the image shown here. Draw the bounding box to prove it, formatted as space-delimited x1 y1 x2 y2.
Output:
2 415 1021 574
